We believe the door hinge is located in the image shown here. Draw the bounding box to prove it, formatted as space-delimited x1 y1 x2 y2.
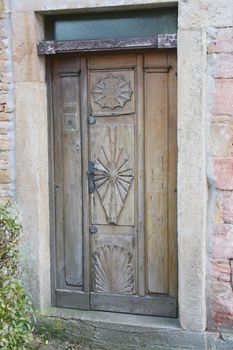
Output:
87 160 95 193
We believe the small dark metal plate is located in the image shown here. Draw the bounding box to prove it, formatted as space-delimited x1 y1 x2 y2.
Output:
64 114 76 130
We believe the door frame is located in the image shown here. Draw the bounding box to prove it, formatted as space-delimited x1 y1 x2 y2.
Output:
13 1 208 332
48 48 177 317
47 48 178 318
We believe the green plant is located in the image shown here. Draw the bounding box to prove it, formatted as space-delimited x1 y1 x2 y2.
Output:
0 201 34 349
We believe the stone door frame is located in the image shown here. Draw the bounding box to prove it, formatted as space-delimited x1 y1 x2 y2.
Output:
13 0 207 332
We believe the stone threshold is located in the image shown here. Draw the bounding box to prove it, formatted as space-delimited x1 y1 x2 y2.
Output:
37 307 233 350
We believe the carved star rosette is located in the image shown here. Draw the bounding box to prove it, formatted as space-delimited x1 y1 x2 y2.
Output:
92 73 133 110
94 127 134 224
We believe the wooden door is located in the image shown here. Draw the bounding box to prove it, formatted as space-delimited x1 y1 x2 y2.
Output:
51 51 177 317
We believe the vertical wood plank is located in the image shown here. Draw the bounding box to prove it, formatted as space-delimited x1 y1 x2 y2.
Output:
168 51 178 297
137 54 146 296
81 56 90 294
61 72 83 287
144 54 169 294
47 56 56 305
53 58 66 290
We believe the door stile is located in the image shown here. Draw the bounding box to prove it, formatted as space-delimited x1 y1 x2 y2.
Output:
144 53 169 295
136 54 146 296
47 56 57 306
52 56 90 309
53 59 66 293
80 56 90 296
167 52 177 298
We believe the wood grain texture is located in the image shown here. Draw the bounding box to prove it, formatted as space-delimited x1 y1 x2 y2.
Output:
51 50 177 315
168 51 178 297
90 292 177 317
60 72 83 287
80 56 90 293
136 54 146 296
144 52 169 294
90 124 135 226
52 56 89 309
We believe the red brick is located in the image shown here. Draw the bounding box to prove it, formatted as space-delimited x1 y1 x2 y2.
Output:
211 121 233 157
211 224 233 258
210 259 231 283
213 54 233 78
222 191 233 224
213 79 233 116
208 259 233 330
0 112 10 121
208 39 233 54
210 295 233 330
214 157 233 190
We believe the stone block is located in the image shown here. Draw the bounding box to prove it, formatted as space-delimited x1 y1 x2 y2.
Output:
0 151 11 183
11 11 44 43
0 112 11 121
208 258 233 331
216 334 233 350
37 308 206 350
13 39 45 82
213 158 233 190
212 54 233 79
11 0 176 12
178 0 207 30
0 133 13 151
15 82 50 309
207 0 233 28
213 79 233 116
222 191 233 224
212 28 233 40
0 182 14 197
213 192 224 225
11 12 45 82
208 28 233 55
0 94 7 105
210 224 233 259
210 259 231 284
178 29 207 332
211 120 233 157
0 168 11 183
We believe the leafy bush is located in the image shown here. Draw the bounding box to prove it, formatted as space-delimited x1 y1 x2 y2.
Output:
0 201 34 349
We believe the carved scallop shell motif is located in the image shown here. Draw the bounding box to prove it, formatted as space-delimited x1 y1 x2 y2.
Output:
93 245 134 294
92 73 133 110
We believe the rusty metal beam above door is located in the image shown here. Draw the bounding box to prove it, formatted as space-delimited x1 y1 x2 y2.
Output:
37 34 177 55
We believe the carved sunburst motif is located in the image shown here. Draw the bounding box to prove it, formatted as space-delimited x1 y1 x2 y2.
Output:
93 245 134 294
94 127 134 224
92 73 133 110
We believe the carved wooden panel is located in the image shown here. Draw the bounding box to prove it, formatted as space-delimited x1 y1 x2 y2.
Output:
90 70 135 116
90 124 135 226
92 235 135 294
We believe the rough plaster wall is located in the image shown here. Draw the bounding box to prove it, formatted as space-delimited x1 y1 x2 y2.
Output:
207 25 233 331
0 0 15 200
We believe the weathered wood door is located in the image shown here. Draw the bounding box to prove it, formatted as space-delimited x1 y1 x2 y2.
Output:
51 51 177 317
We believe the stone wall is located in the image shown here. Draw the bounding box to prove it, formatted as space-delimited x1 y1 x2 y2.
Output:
0 0 15 201
208 27 233 331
